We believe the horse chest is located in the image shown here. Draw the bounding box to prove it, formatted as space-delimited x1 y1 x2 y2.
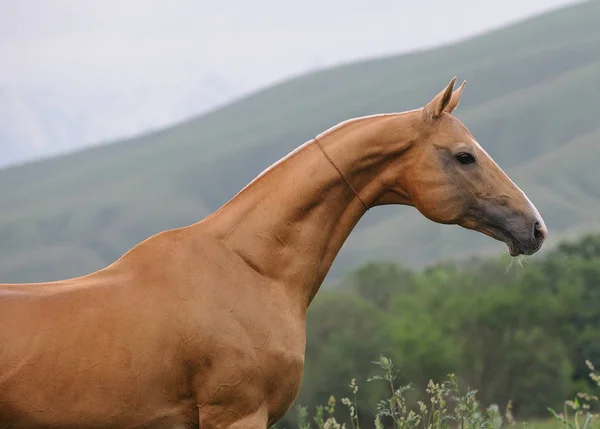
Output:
191 309 306 425
263 345 305 414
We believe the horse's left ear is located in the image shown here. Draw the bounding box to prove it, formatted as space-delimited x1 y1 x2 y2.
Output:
422 77 457 121
444 80 466 114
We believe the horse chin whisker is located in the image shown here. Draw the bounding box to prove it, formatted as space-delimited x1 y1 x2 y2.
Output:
503 252 516 273
517 254 530 269
502 252 528 273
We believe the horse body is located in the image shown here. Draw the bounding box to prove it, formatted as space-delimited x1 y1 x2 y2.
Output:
0 228 306 428
0 234 197 427
0 78 547 428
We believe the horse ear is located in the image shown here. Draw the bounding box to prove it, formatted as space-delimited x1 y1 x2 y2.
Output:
422 76 457 121
444 80 466 114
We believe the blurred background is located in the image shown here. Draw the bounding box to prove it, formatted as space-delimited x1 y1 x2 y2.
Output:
1 0 599 427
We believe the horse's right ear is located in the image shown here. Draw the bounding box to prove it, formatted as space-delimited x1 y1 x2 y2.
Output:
421 77 457 122
444 80 466 114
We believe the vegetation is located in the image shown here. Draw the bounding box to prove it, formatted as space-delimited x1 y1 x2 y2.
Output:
0 1 600 283
280 354 599 429
273 232 600 428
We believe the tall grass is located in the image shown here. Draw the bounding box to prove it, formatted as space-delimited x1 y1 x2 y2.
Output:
286 356 599 429
548 360 599 429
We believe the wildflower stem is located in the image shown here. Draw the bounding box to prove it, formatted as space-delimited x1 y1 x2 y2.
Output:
353 390 360 429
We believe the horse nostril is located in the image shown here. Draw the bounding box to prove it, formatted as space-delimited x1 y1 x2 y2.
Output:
533 221 545 240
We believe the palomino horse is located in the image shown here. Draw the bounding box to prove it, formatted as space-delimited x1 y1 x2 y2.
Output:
0 77 547 428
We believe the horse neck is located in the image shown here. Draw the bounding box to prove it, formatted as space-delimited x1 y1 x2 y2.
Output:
202 113 415 310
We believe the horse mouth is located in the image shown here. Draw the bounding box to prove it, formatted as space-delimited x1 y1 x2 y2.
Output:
479 226 540 257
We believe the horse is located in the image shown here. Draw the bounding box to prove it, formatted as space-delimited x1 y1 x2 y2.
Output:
0 77 547 428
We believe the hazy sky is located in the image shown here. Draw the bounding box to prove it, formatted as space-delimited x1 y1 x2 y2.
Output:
0 0 583 161
1 0 580 99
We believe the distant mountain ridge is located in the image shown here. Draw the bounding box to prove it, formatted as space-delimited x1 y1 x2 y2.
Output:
0 0 599 283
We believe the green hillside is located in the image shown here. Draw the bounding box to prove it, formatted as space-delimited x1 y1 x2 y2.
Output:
1 0 599 283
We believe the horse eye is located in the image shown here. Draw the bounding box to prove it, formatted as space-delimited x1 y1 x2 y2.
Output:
456 152 476 165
